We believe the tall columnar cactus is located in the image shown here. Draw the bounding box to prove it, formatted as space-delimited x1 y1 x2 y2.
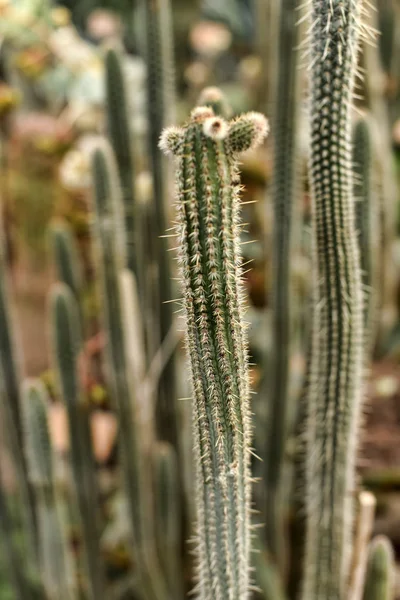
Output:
263 0 300 563
302 2 365 599
160 104 269 599
0 238 37 563
362 536 395 600
22 378 75 600
142 0 178 447
91 142 172 600
353 117 377 353
51 284 105 600
105 49 140 286
153 442 183 599
50 222 83 302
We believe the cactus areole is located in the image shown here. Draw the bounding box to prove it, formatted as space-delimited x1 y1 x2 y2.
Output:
160 106 268 599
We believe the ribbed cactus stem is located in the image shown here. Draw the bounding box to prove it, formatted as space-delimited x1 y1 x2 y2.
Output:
105 49 139 283
303 2 365 599
160 104 269 599
91 143 171 600
353 117 377 354
362 536 395 600
142 0 178 447
153 442 183 599
50 222 83 301
0 239 37 563
51 284 105 600
0 478 36 599
22 378 75 600
263 0 300 563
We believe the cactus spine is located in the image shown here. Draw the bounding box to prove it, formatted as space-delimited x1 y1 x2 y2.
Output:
302 2 365 599
91 143 171 600
160 105 269 599
51 284 105 600
22 378 75 600
263 0 300 563
362 536 395 600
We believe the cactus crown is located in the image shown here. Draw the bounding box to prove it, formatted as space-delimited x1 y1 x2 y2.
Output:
159 106 268 157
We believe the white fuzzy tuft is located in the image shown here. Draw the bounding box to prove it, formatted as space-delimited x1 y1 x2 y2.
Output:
190 106 214 121
158 126 184 156
203 116 228 140
245 112 270 148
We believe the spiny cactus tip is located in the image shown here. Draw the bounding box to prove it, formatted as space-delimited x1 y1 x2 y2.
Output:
227 112 269 153
190 106 214 121
159 126 184 156
197 86 232 118
203 116 228 140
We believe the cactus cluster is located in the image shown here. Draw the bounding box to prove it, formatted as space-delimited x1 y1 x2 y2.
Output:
0 2 397 600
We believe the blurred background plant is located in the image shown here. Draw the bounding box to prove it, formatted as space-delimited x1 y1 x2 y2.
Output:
0 0 399 599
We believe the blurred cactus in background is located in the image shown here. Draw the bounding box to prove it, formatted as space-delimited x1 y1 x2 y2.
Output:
0 1 398 599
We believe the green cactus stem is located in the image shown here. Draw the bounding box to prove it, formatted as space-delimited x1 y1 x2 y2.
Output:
353 117 377 354
50 222 83 302
22 378 76 600
362 536 395 600
142 0 178 448
153 442 183 599
105 49 140 286
160 104 269 599
0 476 37 599
263 0 300 565
302 2 365 598
91 142 172 600
0 239 37 563
51 284 105 600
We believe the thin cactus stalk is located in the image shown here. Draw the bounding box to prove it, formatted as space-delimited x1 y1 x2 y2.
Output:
50 222 83 302
353 117 378 355
302 2 366 599
22 378 76 600
0 476 38 599
160 104 269 599
362 536 395 600
142 0 178 448
0 238 37 564
153 442 183 599
51 284 105 600
263 0 300 564
91 143 172 600
105 49 141 288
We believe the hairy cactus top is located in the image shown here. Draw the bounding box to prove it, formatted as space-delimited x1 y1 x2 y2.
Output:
160 105 268 600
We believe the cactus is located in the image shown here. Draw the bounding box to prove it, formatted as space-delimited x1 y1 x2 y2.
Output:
302 2 365 599
153 442 183 599
263 0 300 564
51 284 105 600
142 0 178 447
91 142 172 600
362 536 395 600
353 117 377 354
50 222 83 302
0 238 37 563
160 104 269 599
0 477 38 599
105 49 140 286
22 378 76 600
